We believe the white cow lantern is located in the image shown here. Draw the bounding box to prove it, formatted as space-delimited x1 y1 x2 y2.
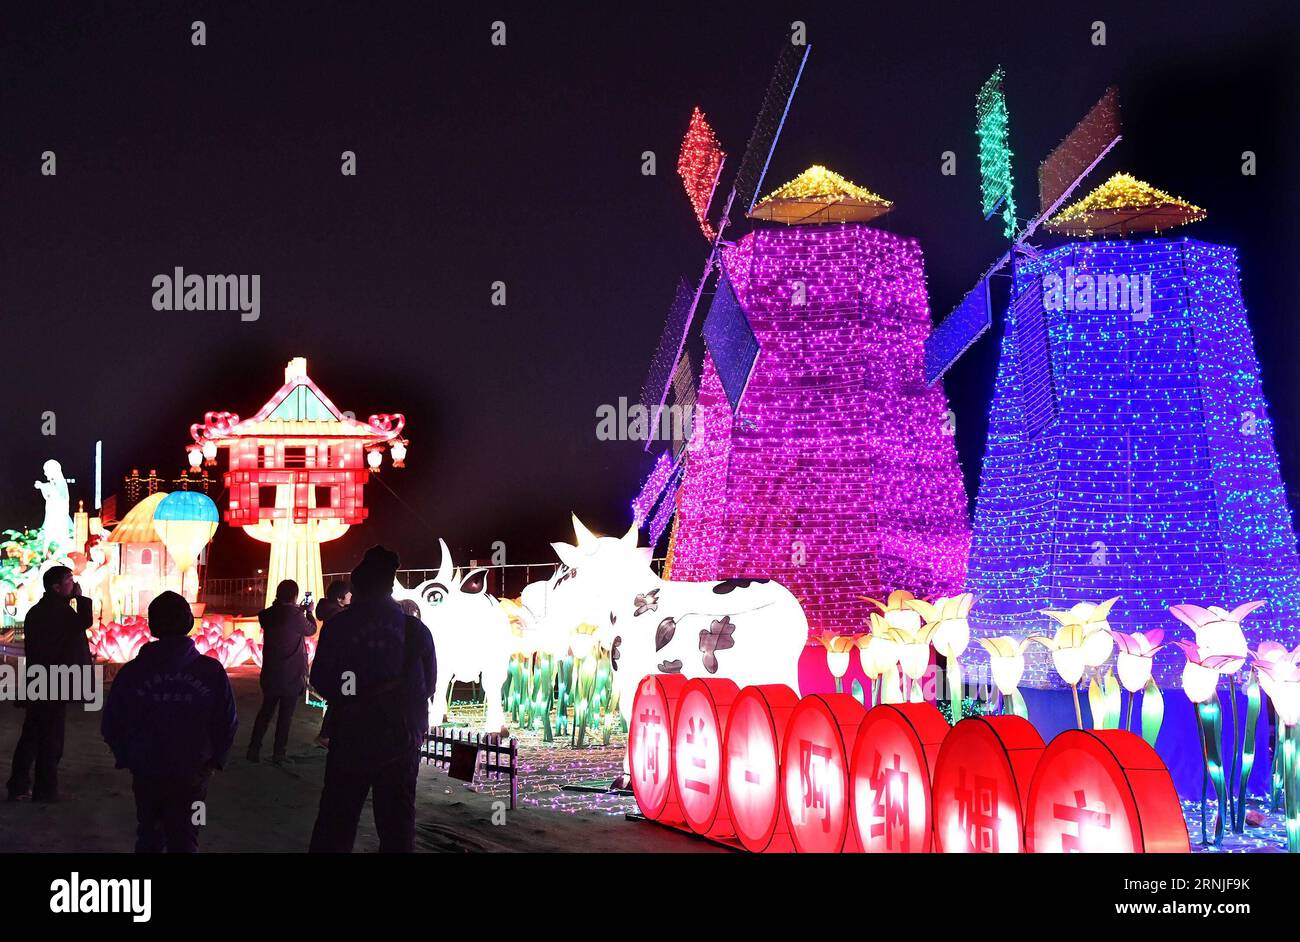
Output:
392 539 513 733
537 514 808 726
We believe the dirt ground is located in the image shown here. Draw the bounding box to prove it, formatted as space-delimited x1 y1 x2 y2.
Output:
0 667 719 853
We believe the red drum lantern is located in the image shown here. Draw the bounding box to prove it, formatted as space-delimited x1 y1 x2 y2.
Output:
724 685 800 853
629 674 690 825
780 693 867 853
674 678 740 839
931 715 1044 853
850 703 950 853
1026 729 1190 853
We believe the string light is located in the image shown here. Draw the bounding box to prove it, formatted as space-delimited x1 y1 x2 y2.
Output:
676 107 725 240
631 451 674 527
976 67 1017 238
753 164 891 211
1049 172 1207 236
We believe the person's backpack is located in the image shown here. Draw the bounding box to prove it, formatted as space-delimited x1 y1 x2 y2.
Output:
325 616 424 767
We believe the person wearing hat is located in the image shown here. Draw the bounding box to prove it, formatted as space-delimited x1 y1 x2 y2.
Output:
308 545 436 853
101 590 238 853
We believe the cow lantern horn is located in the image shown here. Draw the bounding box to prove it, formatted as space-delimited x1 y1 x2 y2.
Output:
621 522 639 547
434 538 454 587
571 513 598 550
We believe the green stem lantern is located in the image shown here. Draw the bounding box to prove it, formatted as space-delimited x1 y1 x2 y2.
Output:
1234 671 1261 832
1195 697 1227 847
1283 724 1299 854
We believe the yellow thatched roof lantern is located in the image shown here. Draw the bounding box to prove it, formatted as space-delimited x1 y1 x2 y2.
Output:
1047 172 1206 237
749 164 893 225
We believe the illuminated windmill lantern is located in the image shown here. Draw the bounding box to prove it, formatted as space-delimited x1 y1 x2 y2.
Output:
187 357 408 608
635 41 969 636
967 175 1300 686
920 69 1300 687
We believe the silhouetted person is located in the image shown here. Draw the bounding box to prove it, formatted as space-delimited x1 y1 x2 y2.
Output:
312 580 350 748
247 579 316 764
309 546 435 853
6 565 92 802
315 580 351 624
102 591 238 853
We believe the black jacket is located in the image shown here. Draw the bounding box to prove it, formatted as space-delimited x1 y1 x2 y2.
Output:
310 594 436 739
23 592 93 671
102 636 238 777
257 602 317 697
315 597 346 624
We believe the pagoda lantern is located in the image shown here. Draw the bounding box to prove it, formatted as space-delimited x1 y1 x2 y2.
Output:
188 357 408 608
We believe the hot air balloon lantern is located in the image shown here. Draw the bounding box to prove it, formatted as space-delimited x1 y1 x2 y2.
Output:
154 492 220 576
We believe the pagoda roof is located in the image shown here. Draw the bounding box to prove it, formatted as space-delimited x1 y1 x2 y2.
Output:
195 358 404 444
749 164 893 225
1047 172 1206 237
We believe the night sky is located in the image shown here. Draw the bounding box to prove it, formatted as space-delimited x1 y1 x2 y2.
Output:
3 1 1298 578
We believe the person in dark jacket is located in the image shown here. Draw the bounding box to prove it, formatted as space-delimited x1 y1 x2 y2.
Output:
312 580 350 748
101 591 238 853
247 580 316 764
314 580 351 624
308 546 435 853
6 565 92 802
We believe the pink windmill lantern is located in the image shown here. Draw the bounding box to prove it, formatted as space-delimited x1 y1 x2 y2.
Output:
187 357 408 608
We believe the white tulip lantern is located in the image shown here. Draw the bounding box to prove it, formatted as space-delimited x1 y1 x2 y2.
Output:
976 635 1033 719
1111 628 1165 693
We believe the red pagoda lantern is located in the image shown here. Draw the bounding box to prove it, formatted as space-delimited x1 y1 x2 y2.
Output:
187 357 408 607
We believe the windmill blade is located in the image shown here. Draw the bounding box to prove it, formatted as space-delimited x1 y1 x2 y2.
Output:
677 107 727 239
641 247 722 450
1038 86 1120 216
1019 86 1122 243
641 277 696 434
923 263 1001 386
702 265 760 411
975 67 1017 238
1009 256 1060 436
632 450 677 527
648 461 685 546
731 41 812 216
665 352 700 458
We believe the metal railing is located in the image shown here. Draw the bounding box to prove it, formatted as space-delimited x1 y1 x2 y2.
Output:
326 563 554 600
326 558 666 600
202 576 268 616
195 558 667 615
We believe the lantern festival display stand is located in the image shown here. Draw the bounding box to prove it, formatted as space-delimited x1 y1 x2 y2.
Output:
630 675 1191 853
